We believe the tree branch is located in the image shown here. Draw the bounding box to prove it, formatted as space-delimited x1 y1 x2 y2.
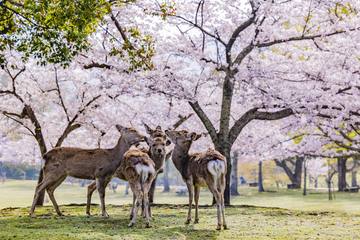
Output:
256 27 360 48
229 108 293 145
188 101 218 143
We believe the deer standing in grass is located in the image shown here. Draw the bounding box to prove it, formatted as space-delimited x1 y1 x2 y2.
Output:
165 129 227 230
29 125 145 217
116 147 156 227
141 124 171 217
86 124 170 218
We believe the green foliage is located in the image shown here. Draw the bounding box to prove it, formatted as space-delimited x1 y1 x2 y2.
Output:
159 1 176 20
0 0 109 66
109 27 155 71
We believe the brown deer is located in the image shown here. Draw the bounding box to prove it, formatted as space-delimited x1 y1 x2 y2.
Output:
29 125 145 218
165 129 227 230
142 124 171 216
85 124 170 218
116 147 156 227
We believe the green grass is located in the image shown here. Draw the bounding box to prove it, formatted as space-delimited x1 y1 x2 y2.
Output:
1 204 360 239
1 180 360 213
1 180 360 239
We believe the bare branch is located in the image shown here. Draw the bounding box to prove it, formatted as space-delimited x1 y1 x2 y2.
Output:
188 101 218 143
54 68 70 122
256 27 360 48
229 108 293 145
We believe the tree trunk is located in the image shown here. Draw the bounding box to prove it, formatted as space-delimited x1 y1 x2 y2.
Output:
351 170 358 187
314 177 318 189
215 143 231 206
258 161 265 192
230 151 240 196
326 178 333 200
163 159 170 192
337 157 347 192
274 156 303 189
303 160 307 196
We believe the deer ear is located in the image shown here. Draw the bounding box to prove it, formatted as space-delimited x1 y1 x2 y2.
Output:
190 132 202 141
156 125 162 130
144 136 151 146
115 124 125 132
143 123 153 135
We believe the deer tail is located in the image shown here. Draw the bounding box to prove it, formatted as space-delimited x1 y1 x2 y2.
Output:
135 164 155 191
207 160 226 188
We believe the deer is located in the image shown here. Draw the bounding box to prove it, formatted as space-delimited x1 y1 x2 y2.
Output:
85 124 170 218
116 147 156 227
165 129 227 230
29 125 145 218
141 124 171 217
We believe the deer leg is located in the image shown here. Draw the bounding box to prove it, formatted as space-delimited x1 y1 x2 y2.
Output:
219 175 227 229
185 180 194 224
194 185 200 224
30 174 58 217
142 181 153 228
128 182 142 227
86 181 97 216
129 192 136 220
141 198 145 218
96 177 110 218
46 175 66 216
208 184 222 230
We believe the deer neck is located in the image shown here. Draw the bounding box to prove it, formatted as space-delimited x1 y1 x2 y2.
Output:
172 144 191 178
113 136 131 162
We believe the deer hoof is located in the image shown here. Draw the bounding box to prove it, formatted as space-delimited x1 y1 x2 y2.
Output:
57 212 64 217
145 223 152 228
216 225 222 231
185 219 191 225
128 222 135 228
102 212 109 218
223 224 228 230
29 213 36 218
194 219 199 224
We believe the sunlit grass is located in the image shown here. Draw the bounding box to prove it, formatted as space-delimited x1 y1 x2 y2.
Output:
1 180 360 239
1 180 359 214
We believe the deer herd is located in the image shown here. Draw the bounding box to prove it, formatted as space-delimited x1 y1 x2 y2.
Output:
29 124 227 230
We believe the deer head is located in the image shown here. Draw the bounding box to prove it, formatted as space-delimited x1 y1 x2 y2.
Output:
165 129 202 151
145 136 171 157
144 123 167 139
116 124 145 146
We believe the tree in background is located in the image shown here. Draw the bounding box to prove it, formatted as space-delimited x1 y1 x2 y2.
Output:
230 150 240 196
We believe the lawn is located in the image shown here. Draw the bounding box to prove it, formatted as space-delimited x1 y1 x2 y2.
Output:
0 180 360 239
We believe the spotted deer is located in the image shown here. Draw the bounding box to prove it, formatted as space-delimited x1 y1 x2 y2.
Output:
29 125 145 218
116 147 156 227
86 124 170 218
165 129 227 230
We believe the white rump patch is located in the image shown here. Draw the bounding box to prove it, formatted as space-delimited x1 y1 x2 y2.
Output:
207 160 226 179
135 164 155 183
